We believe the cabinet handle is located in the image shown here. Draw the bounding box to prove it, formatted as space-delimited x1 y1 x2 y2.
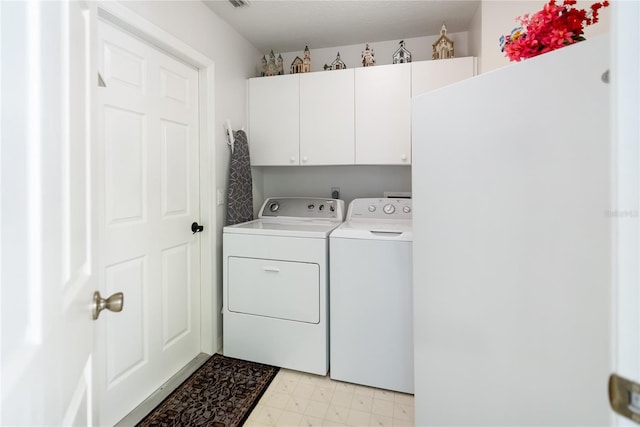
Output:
263 266 280 272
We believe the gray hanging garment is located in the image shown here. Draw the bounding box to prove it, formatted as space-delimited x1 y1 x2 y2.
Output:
226 129 254 225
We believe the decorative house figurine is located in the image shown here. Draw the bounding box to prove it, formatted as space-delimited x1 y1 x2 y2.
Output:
393 40 412 64
260 55 268 76
277 54 284 75
291 46 312 74
432 23 455 60
290 56 304 74
361 43 375 67
302 45 311 73
325 51 347 70
264 50 279 76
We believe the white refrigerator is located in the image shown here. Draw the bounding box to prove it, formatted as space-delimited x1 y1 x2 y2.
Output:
412 35 611 426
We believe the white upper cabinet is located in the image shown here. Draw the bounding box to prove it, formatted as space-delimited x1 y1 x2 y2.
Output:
248 74 299 166
412 57 476 97
300 69 355 165
355 63 412 165
247 58 475 166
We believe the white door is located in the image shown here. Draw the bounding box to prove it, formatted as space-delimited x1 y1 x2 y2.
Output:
299 69 355 165
96 20 201 426
355 63 411 165
610 1 640 425
248 74 300 166
1 1 96 425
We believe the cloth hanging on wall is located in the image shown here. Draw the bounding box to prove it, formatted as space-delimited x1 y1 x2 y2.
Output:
226 129 254 225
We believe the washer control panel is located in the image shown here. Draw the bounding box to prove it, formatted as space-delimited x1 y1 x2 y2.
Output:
347 198 412 220
259 197 345 220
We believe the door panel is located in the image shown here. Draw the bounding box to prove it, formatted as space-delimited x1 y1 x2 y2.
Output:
104 106 146 224
97 20 200 426
161 244 191 348
103 41 146 91
161 121 190 216
105 257 146 386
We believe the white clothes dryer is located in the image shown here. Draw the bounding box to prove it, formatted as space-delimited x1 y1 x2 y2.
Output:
330 198 413 393
223 197 345 375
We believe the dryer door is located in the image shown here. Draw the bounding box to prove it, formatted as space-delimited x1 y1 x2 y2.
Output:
227 257 320 323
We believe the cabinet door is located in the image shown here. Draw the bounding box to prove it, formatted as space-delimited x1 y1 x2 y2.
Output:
411 57 476 97
248 74 299 165
300 69 355 165
355 63 411 165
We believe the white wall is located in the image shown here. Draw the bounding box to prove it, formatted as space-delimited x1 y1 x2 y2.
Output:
468 1 483 60
479 0 610 73
120 0 261 348
258 166 411 207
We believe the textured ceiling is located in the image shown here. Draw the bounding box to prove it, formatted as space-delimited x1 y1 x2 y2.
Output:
202 0 481 53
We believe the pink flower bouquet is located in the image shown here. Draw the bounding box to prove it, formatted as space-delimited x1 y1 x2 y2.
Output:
500 0 609 61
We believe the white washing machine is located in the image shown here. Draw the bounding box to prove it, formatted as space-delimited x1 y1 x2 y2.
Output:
223 197 345 375
330 198 413 393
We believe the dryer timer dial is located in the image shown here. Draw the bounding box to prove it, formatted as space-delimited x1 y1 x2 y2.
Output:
383 204 396 214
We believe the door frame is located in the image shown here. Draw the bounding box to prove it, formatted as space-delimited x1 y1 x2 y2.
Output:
94 1 217 354
610 1 640 425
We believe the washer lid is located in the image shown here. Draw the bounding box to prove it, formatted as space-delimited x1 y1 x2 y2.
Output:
330 219 413 241
224 218 342 238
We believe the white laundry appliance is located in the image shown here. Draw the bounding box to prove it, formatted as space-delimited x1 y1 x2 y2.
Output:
330 198 413 393
223 197 345 375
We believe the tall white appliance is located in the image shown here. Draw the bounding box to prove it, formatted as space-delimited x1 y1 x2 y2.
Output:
330 198 413 393
223 197 344 375
412 36 611 425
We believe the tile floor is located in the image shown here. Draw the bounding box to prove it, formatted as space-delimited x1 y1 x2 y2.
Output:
244 369 415 427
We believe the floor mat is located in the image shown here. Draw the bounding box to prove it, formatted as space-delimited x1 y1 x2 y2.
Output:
137 353 279 427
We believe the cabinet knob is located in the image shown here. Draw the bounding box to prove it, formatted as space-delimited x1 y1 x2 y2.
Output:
302 156 308 163
290 156 296 163
401 154 408 161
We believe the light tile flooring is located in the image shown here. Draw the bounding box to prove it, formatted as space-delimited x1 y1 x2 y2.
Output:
244 369 415 427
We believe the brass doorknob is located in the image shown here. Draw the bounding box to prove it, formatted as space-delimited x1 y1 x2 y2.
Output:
92 291 124 320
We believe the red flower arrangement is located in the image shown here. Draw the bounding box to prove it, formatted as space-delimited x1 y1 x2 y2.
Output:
499 0 609 62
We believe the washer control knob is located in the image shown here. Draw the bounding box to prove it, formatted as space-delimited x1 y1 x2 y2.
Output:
268 201 280 212
319 204 325 211
383 204 396 214
368 205 376 212
307 204 315 210
402 206 411 213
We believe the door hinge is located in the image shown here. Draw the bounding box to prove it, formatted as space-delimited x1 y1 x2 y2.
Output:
609 373 640 423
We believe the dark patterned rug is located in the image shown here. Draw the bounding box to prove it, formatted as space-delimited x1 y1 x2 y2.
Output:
137 354 279 427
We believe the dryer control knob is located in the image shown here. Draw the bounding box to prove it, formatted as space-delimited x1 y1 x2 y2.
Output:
403 206 411 213
368 205 376 212
269 201 280 212
383 204 396 214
